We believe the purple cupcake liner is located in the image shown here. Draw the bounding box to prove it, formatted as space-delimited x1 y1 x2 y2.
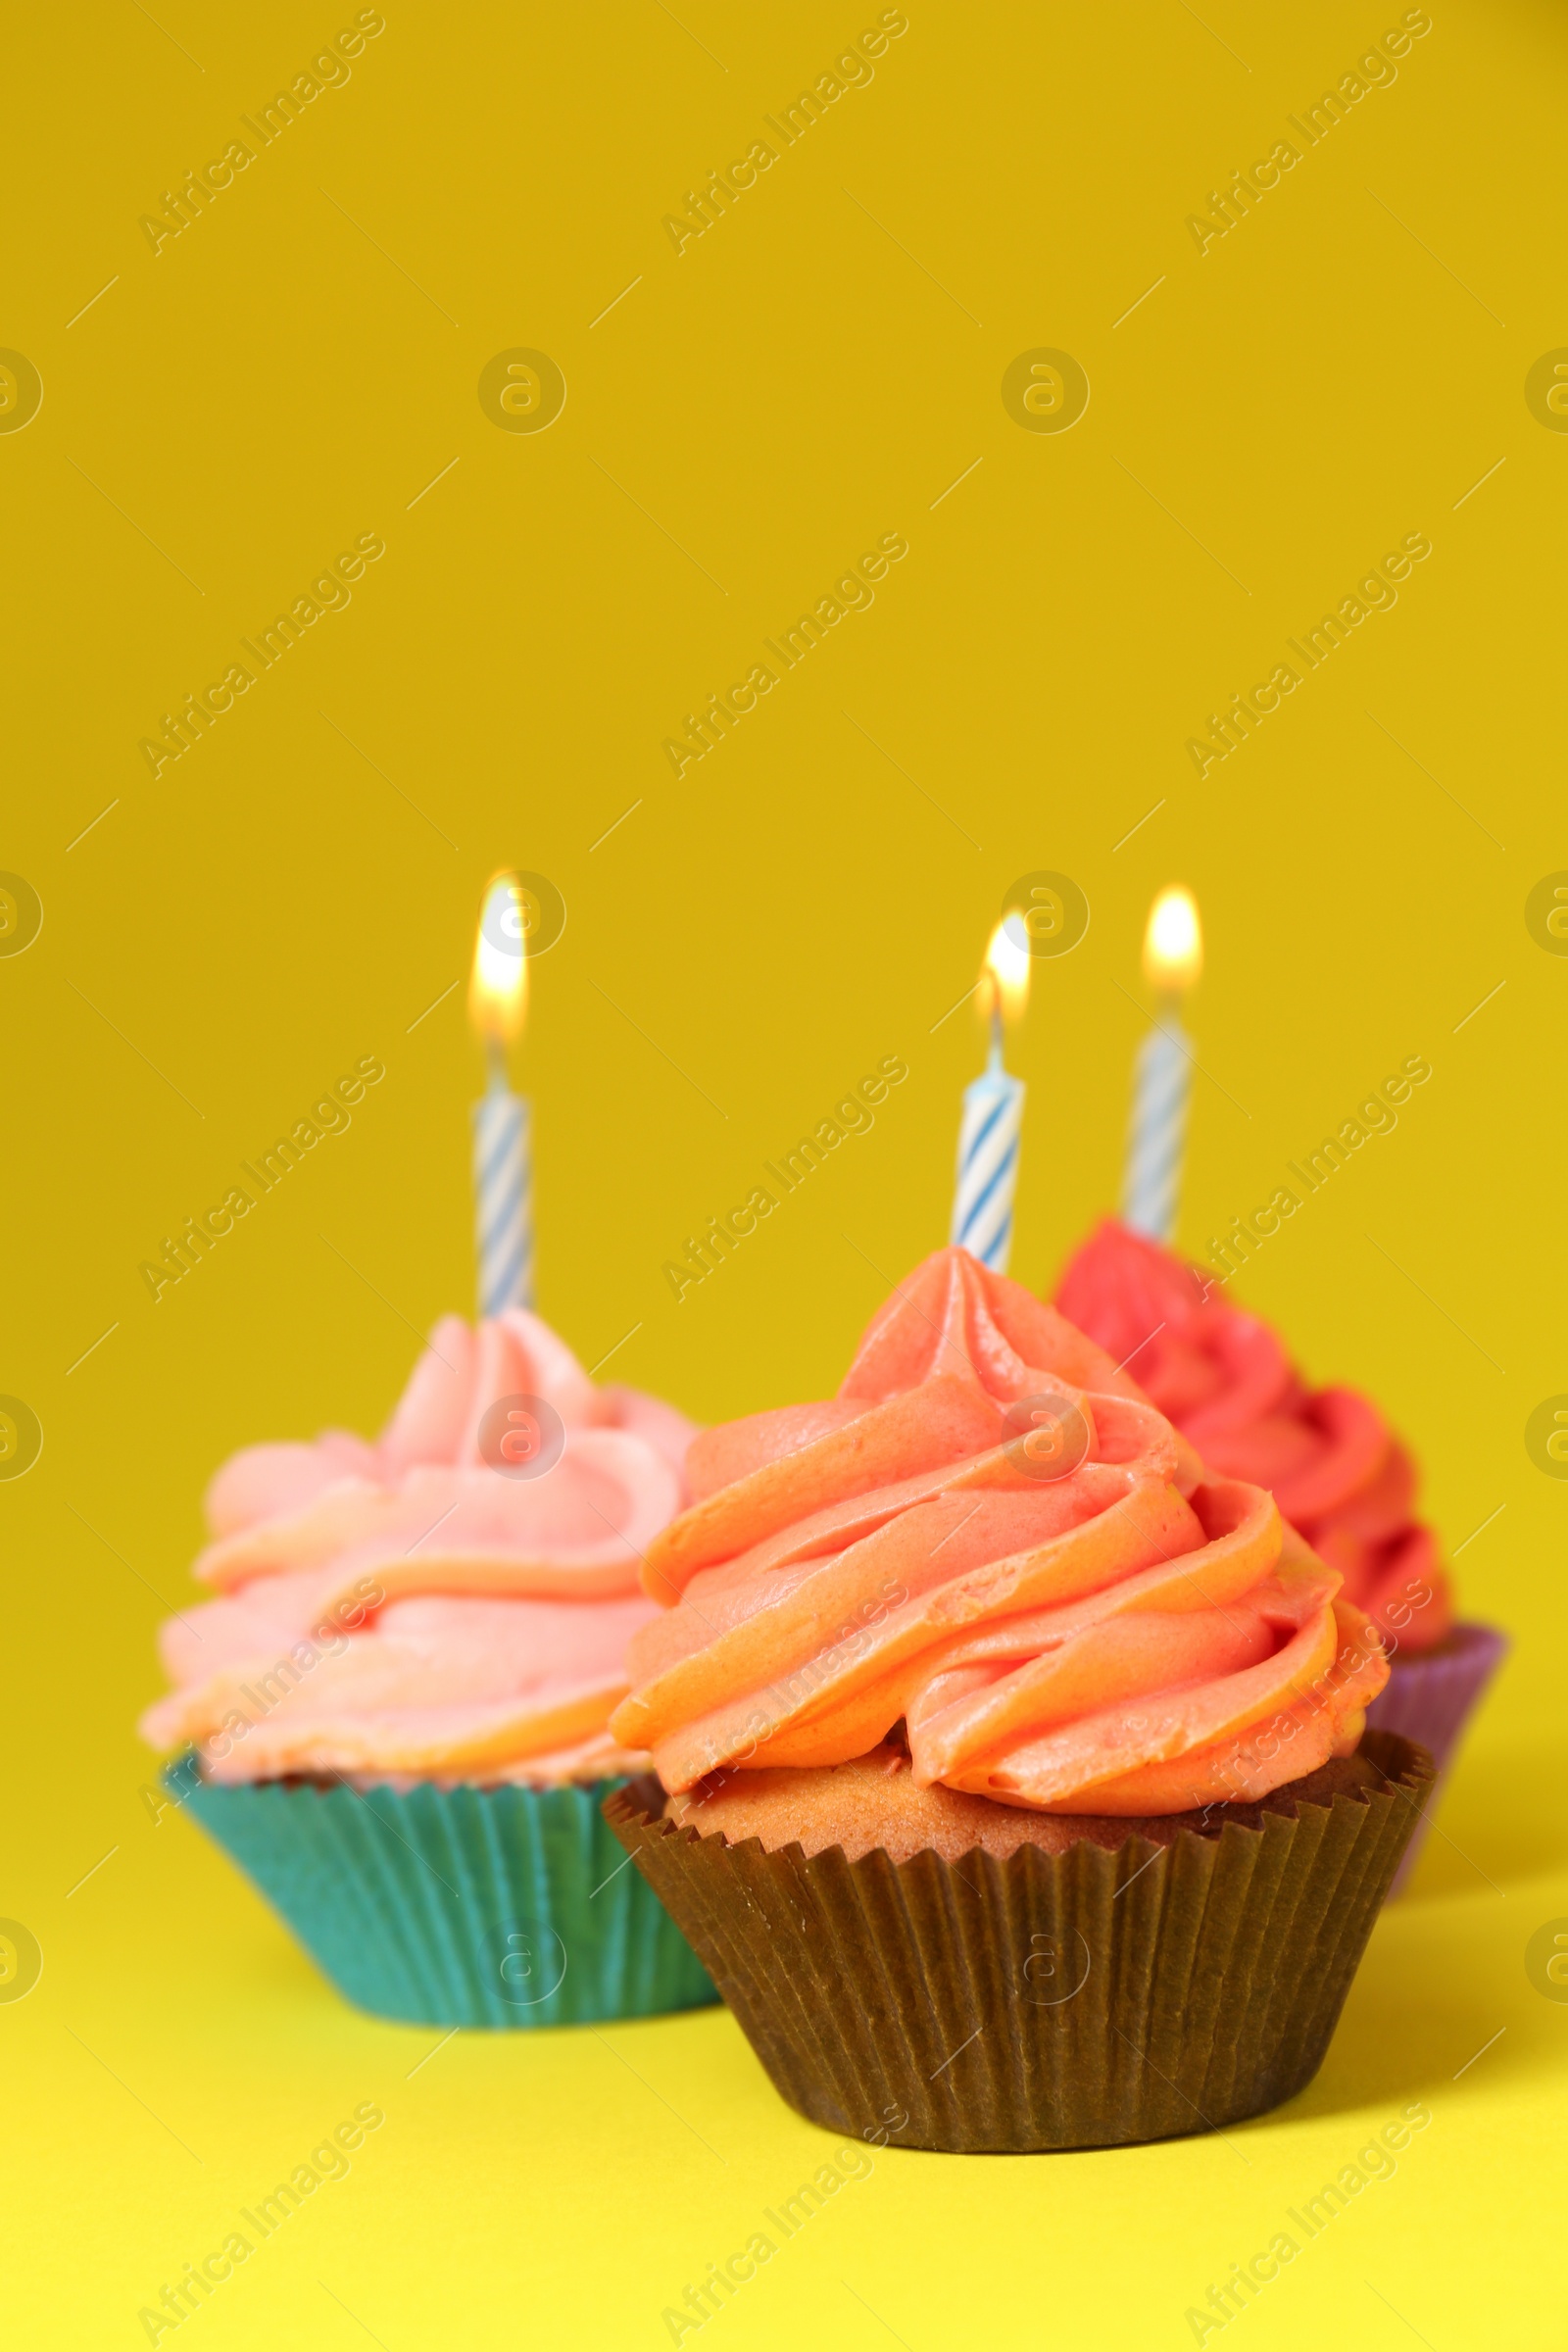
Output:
1364 1620 1508 1894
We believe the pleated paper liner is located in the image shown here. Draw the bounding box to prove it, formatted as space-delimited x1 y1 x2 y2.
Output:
1365 1621 1508 1894
167 1753 717 2029
605 1730 1433 2154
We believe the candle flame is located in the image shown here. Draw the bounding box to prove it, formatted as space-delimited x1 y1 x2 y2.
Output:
1143 886 1202 994
984 917 1031 1023
469 871 530 1045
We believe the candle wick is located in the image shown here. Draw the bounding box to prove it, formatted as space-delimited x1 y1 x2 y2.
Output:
486 1035 509 1092
988 997 1004 1072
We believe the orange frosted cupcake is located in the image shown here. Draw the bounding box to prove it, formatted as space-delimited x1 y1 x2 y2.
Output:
606 1249 1431 2151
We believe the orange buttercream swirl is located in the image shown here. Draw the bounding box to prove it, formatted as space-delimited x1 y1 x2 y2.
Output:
612 1249 1388 1813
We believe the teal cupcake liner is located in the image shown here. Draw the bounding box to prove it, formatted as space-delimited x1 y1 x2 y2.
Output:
166 1753 717 2029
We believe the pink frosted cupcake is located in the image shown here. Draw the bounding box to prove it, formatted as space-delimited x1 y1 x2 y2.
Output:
139 1310 716 2026
1056 1220 1506 1884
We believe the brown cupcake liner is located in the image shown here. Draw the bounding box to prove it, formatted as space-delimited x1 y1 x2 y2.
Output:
605 1730 1434 2153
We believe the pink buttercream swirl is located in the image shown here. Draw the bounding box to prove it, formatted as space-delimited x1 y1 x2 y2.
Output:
1055 1221 1453 1653
139 1311 696 1784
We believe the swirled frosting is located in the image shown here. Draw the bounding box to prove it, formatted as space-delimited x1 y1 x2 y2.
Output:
1055 1220 1453 1653
139 1310 696 1784
611 1248 1386 1813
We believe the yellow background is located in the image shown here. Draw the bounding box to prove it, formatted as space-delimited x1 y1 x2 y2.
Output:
4 0 1565 2343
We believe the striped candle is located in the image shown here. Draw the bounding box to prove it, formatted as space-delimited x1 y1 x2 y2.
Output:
1122 886 1202 1247
952 1046 1025 1272
951 920 1030 1272
473 1048 533 1313
1121 1012 1190 1243
469 872 534 1316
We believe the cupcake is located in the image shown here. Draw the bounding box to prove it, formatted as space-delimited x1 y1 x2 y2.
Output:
139 1309 716 2028
1055 1219 1506 1886
605 1248 1431 2152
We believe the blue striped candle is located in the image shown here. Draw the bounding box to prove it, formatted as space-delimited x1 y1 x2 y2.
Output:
1122 886 1201 1246
951 921 1029 1272
1121 1012 1190 1243
469 873 534 1315
951 1047 1025 1272
473 1050 533 1314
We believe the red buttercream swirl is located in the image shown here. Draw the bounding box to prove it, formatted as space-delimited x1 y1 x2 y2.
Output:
612 1248 1386 1813
1055 1219 1453 1653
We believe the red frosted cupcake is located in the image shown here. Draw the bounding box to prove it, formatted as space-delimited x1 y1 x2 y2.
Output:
1055 1220 1505 1883
605 1249 1431 2151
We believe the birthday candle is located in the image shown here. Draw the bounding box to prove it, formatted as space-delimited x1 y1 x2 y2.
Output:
1122 886 1202 1245
469 873 534 1314
951 919 1030 1272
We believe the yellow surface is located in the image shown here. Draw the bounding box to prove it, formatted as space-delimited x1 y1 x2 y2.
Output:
4 1 1564 2343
